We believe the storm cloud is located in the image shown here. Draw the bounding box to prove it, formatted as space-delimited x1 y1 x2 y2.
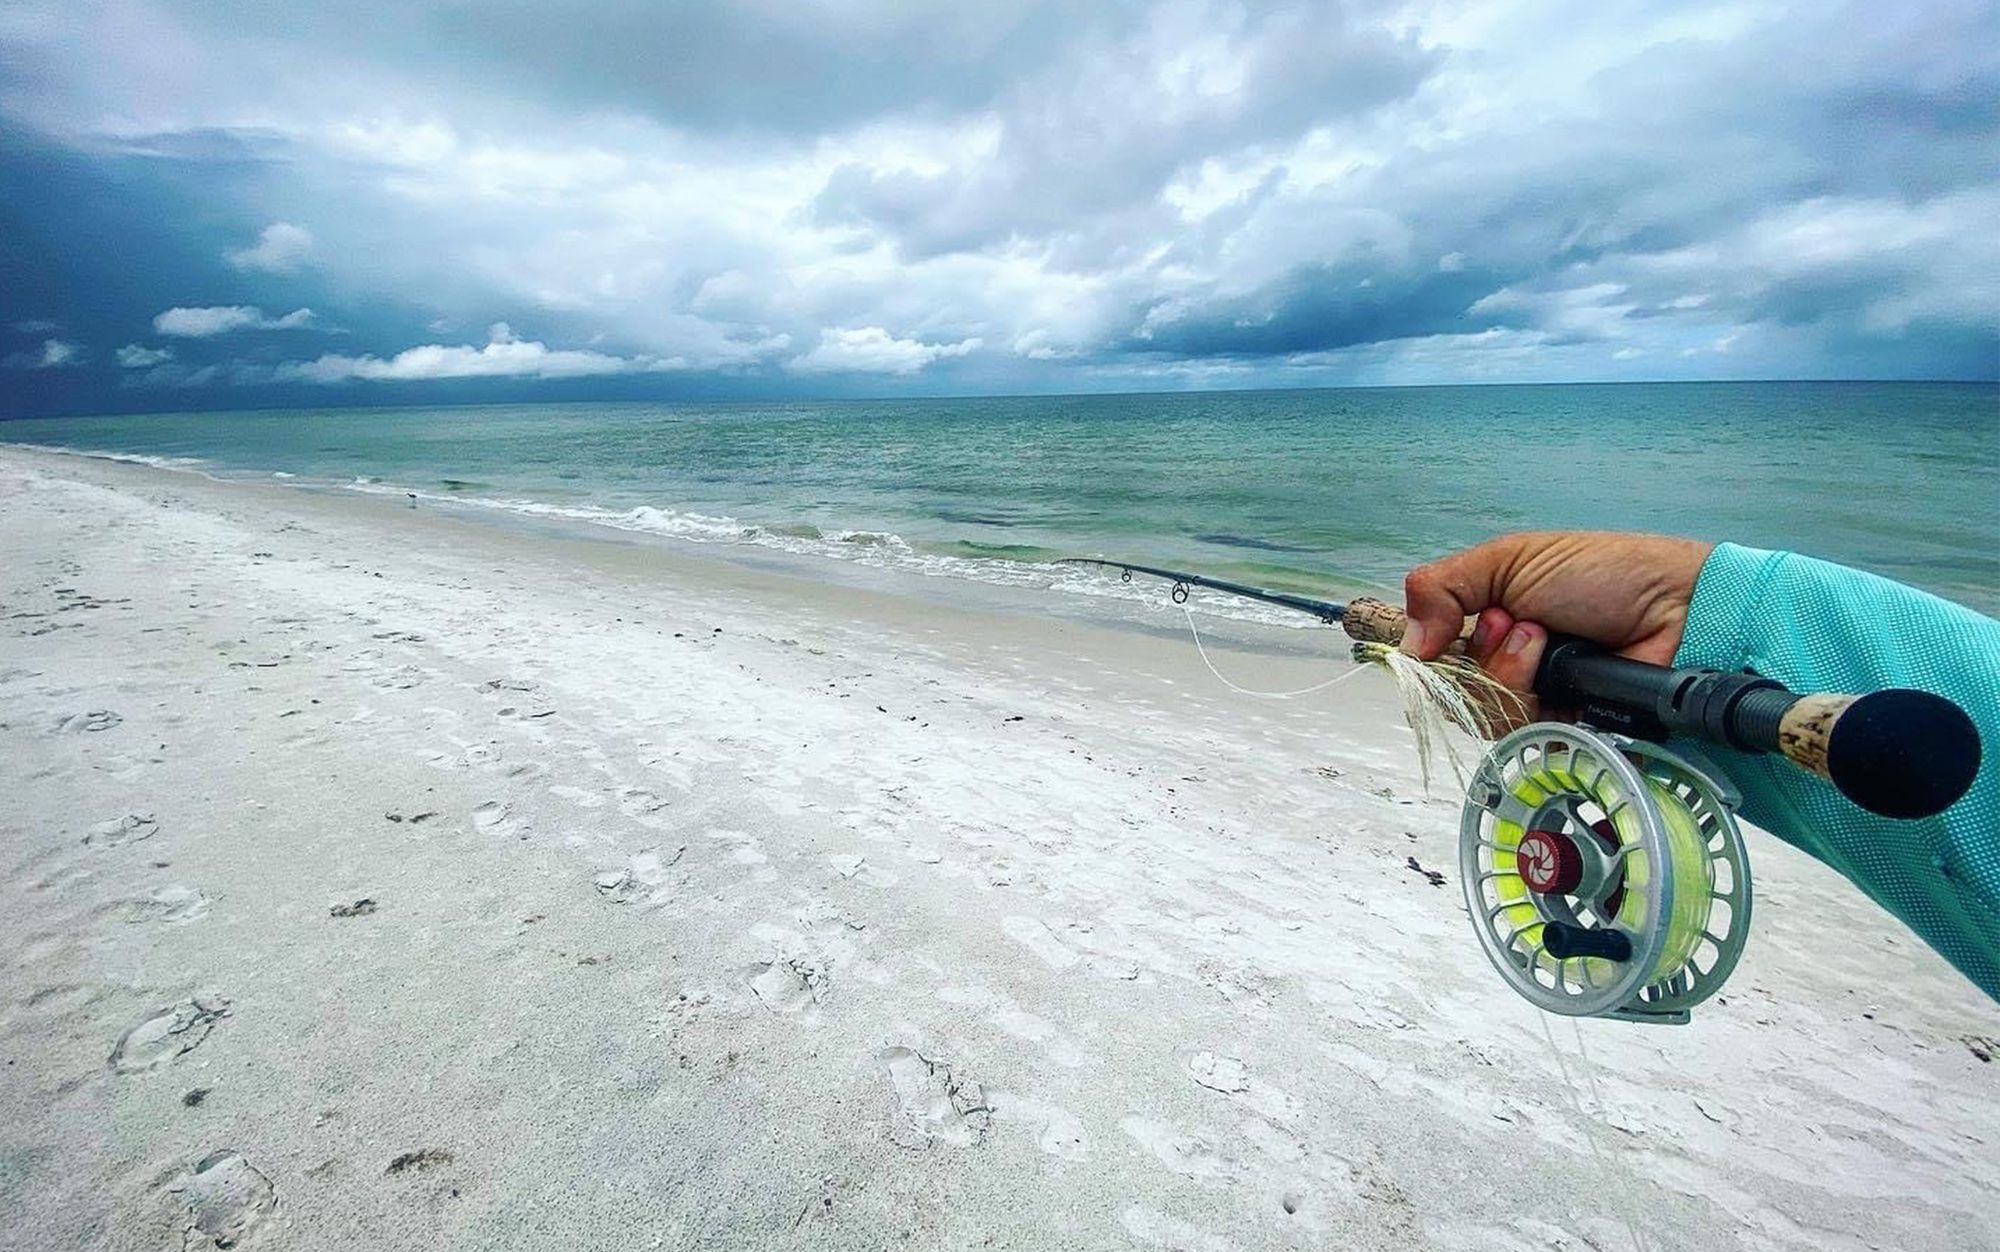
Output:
0 0 1994 415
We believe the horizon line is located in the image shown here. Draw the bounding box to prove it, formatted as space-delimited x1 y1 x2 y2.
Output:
2 374 1992 424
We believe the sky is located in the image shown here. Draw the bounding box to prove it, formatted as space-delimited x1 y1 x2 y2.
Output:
1 1 1996 417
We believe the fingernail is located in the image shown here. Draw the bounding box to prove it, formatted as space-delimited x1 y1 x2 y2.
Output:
1470 618 1493 652
1503 625 1533 655
1401 621 1428 654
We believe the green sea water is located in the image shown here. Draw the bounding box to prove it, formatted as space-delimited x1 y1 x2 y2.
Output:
7 382 1996 622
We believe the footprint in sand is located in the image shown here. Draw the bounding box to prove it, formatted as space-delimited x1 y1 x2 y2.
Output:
117 885 212 925
23 983 105 1019
548 784 605 808
371 665 425 690
1000 915 1079 970
1121 1206 1242 1252
85 812 159 847
111 991 230 1074
879 1047 991 1149
1039 1110 1090 1161
172 1150 277 1250
1187 1051 1250 1094
985 1090 1090 1161
95 749 166 779
827 854 898 888
1196 959 1276 1012
593 847 684 903
617 787 669 819
471 801 510 831
53 709 122 734
747 956 829 1013
1120 1117 1242 1183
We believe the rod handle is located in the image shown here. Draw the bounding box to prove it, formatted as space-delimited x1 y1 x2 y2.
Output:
1350 605 1981 819
1775 690 1980 819
1342 597 1475 651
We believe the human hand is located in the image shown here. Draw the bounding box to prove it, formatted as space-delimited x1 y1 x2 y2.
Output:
1401 531 1715 722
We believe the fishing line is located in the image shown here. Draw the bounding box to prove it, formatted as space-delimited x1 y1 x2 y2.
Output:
1541 1011 1651 1252
1178 604 1372 700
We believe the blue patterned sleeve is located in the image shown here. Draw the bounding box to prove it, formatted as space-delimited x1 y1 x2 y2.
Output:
1672 543 2000 1000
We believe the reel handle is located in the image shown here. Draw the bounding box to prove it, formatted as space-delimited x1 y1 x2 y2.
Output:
1341 598 1981 820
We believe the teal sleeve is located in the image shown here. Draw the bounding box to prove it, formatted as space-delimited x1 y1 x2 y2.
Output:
1672 543 2000 1000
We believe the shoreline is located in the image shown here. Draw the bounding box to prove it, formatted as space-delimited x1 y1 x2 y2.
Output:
2 446 1995 1250
0 438 1389 646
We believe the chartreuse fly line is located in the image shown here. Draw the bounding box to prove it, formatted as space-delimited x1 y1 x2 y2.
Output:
1483 741 1716 990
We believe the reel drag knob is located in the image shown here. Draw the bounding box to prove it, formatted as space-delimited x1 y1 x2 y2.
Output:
1516 829 1583 896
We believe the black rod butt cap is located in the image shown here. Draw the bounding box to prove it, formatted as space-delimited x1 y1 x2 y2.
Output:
1827 689 1981 820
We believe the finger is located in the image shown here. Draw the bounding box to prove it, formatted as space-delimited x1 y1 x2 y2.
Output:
1468 607 1513 667
1401 537 1520 659
1473 620 1546 735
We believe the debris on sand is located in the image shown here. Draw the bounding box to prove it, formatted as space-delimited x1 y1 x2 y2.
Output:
386 1148 455 1174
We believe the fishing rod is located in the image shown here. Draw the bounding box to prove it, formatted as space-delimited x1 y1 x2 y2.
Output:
1060 557 1976 819
1061 556 1982 1022
1059 557 1349 625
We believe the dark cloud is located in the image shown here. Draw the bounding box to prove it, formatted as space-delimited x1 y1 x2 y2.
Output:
0 0 1995 419
1124 266 1510 358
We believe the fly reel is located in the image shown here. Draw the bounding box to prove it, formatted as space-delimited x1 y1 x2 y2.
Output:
1460 723 1752 1024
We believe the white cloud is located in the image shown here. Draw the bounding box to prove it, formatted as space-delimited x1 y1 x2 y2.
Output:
4 0 1996 387
11 319 61 333
2 338 84 369
274 322 687 383
153 305 317 337
788 327 981 375
115 343 174 367
226 222 314 273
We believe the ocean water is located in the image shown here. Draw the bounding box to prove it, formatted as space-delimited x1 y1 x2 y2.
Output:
7 382 1996 623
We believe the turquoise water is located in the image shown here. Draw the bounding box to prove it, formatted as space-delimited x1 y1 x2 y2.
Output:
7 382 1996 620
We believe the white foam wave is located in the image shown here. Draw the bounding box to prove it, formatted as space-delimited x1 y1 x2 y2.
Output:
2 442 211 472
6 441 1338 631
342 481 1323 630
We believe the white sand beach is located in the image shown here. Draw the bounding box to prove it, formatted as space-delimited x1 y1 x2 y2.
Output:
2 445 1995 1251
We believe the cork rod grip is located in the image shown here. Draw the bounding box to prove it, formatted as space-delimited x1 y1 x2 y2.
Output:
1341 597 1476 651
1775 693 1849 780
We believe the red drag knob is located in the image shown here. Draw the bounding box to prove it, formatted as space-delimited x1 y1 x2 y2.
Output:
1518 829 1583 895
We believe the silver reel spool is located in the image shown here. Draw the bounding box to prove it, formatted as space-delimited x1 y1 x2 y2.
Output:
1459 723 1753 1024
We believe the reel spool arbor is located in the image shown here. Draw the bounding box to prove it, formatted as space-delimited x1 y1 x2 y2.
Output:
1461 723 1752 1024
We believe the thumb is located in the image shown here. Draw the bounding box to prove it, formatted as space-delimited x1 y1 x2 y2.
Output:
1401 559 1481 659
1402 537 1524 659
